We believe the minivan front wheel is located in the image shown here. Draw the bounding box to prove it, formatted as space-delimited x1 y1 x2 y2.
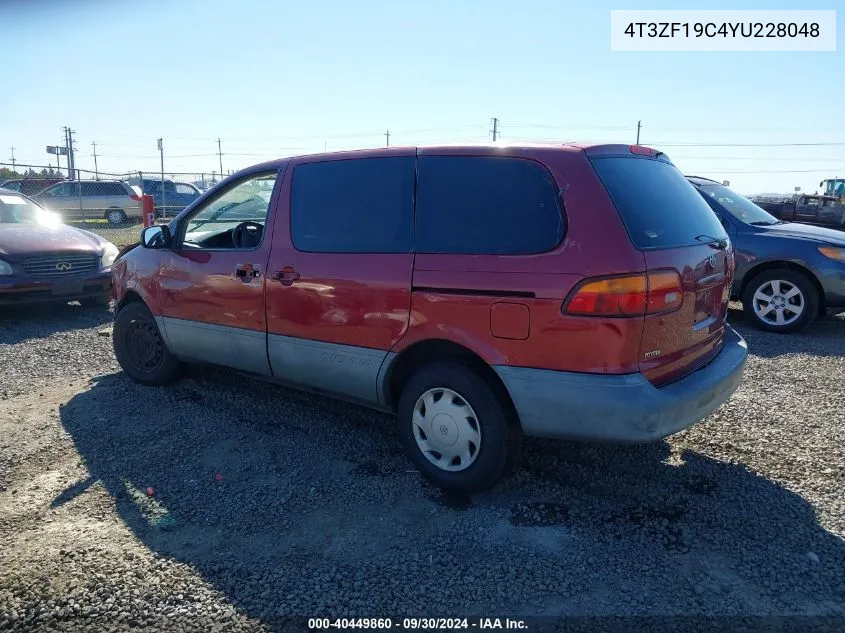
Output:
397 362 515 493
105 208 127 225
113 302 181 385
742 269 818 333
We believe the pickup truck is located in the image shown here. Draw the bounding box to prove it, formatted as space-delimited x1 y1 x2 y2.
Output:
137 179 201 217
754 194 845 230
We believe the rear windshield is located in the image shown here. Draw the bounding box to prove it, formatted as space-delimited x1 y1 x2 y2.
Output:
591 157 728 250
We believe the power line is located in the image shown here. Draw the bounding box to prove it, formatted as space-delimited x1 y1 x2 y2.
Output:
654 141 845 147
671 155 845 161
691 168 841 174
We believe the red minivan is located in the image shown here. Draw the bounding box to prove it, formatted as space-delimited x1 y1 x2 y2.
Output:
111 143 747 492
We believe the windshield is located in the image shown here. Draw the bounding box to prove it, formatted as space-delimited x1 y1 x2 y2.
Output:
0 192 62 226
697 183 780 226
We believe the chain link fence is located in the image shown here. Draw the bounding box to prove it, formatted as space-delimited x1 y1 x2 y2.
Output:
0 163 242 224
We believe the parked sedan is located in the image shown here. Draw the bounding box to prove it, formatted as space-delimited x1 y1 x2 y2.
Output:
0 188 117 306
688 176 845 333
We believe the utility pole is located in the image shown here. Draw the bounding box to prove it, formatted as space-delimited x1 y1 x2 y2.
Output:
385 130 390 147
62 127 69 178
9 147 15 172
65 127 77 180
158 138 166 216
69 128 77 179
491 117 499 141
636 120 641 145
91 141 99 180
217 137 223 176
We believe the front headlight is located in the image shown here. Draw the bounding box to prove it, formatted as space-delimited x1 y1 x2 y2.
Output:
0 259 12 276
101 242 120 268
818 246 845 262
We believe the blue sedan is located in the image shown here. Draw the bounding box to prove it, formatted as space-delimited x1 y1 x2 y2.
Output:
688 176 845 333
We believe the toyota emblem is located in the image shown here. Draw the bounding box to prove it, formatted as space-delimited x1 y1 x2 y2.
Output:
55 262 72 271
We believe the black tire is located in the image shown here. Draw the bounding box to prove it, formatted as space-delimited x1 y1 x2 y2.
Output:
105 208 127 225
113 302 182 385
397 361 519 494
742 269 818 333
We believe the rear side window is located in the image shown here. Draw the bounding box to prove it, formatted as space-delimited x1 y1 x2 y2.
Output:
79 183 99 196
291 157 414 253
80 182 124 196
415 156 563 255
591 157 728 250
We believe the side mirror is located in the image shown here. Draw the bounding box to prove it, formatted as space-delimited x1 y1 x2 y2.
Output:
141 224 171 249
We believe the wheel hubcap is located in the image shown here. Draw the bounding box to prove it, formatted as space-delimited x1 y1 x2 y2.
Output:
125 319 164 372
752 279 804 326
108 211 122 223
412 388 481 472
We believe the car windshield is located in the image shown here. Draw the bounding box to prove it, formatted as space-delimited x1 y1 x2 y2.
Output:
697 183 781 225
0 192 62 226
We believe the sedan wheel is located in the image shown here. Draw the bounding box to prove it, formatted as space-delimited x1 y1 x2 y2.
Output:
742 269 818 333
751 279 804 327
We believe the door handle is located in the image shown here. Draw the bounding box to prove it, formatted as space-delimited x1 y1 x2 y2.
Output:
234 264 261 282
272 266 300 286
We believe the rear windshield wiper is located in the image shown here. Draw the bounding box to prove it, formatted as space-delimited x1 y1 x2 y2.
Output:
695 234 728 250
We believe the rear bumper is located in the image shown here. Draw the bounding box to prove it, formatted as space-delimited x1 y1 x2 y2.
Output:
0 271 111 306
494 326 748 443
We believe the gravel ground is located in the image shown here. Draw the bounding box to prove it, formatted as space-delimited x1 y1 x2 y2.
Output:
0 302 843 632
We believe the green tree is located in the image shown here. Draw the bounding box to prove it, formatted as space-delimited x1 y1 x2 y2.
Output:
0 168 23 181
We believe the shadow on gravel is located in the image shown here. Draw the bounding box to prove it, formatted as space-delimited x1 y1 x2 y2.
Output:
728 306 845 359
58 370 845 626
0 302 112 344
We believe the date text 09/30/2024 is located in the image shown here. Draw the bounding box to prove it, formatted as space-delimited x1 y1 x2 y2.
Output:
308 618 528 630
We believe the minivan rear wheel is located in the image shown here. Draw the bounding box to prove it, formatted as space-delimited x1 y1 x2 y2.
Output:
105 208 127 225
113 302 182 385
397 362 515 493
742 269 818 333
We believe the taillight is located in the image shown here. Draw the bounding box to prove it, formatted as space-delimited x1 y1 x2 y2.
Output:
646 271 683 314
564 271 682 317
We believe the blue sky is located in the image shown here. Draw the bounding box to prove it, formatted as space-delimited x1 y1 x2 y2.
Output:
1 0 842 193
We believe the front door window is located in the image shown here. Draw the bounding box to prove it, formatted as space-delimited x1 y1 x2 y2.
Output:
182 173 276 250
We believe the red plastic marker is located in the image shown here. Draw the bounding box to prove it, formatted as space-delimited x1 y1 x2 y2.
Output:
215 473 224 482
146 487 155 497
